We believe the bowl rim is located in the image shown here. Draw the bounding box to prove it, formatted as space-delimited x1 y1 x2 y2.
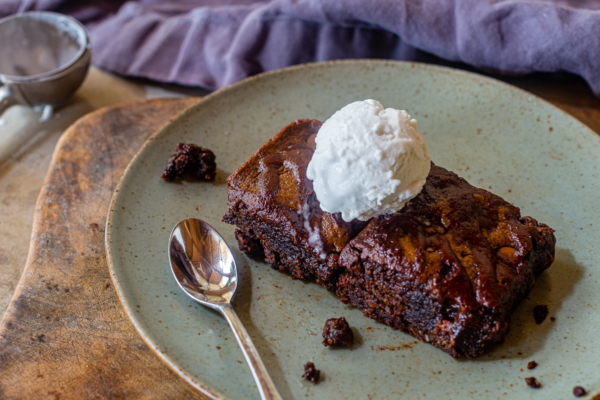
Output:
0 11 91 83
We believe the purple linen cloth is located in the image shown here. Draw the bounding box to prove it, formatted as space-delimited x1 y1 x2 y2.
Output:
1 0 600 94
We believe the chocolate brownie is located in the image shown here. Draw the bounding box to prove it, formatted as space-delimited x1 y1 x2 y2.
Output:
527 360 538 370
337 165 556 359
223 119 367 290
525 377 541 389
161 143 216 181
302 362 320 383
322 317 354 347
224 120 556 359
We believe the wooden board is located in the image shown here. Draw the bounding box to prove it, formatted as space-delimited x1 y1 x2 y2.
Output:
0 98 209 400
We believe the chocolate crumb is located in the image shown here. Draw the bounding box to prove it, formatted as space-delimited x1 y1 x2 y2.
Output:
573 386 586 397
302 362 320 383
551 317 556 322
527 360 538 370
322 317 354 347
525 377 541 389
161 143 216 181
534 305 549 324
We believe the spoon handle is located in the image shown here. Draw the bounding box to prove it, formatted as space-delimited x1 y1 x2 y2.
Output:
221 304 283 400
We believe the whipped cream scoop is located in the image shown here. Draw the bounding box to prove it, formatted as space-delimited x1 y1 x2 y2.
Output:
306 99 431 222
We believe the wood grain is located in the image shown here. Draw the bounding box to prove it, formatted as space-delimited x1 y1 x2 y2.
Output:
0 98 208 400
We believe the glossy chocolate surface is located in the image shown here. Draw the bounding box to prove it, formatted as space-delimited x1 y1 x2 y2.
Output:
223 119 367 290
338 165 556 358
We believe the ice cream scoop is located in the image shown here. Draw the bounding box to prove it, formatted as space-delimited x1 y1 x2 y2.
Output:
306 99 431 221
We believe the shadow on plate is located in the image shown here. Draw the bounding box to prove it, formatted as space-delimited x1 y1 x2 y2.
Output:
232 248 294 400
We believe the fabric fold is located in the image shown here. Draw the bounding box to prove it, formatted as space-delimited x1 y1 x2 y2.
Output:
1 0 599 95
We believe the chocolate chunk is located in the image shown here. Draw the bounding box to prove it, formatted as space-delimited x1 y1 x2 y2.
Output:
525 377 541 389
161 143 216 181
534 305 549 324
573 386 586 397
527 360 538 370
322 317 354 347
302 362 320 383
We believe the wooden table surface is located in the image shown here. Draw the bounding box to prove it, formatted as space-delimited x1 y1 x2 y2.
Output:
0 72 598 400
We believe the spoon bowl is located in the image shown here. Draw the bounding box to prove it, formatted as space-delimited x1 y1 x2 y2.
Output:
168 218 282 400
169 219 237 307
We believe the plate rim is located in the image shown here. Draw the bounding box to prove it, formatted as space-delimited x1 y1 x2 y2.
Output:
104 59 600 399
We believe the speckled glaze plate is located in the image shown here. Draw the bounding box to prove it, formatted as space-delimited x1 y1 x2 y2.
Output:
106 61 600 400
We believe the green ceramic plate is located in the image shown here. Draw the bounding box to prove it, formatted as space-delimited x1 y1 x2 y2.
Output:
106 60 600 400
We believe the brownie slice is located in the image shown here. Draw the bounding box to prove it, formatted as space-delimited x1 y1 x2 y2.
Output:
224 120 556 359
337 165 556 359
223 119 367 290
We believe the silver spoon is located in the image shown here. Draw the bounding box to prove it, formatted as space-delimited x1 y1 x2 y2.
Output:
168 218 282 400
